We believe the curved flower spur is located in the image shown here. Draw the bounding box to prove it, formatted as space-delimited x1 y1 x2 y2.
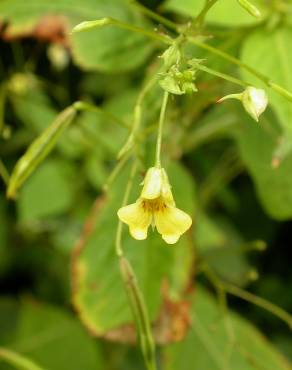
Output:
118 166 192 244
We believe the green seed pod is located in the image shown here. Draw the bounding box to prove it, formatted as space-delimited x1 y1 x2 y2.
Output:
7 106 77 199
237 0 261 18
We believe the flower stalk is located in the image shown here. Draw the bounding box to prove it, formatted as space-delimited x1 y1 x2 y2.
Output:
119 257 156 370
0 348 44 370
155 91 169 167
115 160 157 370
115 160 138 257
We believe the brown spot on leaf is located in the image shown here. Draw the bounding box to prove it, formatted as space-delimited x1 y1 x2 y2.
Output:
1 15 70 45
104 325 136 344
103 282 192 345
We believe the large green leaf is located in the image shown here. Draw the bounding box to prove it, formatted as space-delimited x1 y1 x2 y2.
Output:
163 287 291 370
71 161 195 339
0 298 104 370
164 0 266 26
234 112 292 220
18 159 75 221
195 213 251 285
241 27 292 136
0 0 153 72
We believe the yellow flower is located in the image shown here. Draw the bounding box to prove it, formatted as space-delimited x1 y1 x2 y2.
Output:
117 167 192 244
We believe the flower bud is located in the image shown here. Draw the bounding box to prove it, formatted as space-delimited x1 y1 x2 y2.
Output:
160 44 181 70
141 167 174 204
242 86 268 122
218 86 268 122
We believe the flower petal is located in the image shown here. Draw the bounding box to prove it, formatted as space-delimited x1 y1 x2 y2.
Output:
141 167 163 199
161 169 175 206
154 206 192 244
117 201 152 240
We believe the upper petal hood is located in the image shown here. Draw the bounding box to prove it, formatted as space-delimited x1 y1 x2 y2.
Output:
141 167 163 200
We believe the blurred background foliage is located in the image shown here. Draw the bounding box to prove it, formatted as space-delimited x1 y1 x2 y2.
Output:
0 0 292 369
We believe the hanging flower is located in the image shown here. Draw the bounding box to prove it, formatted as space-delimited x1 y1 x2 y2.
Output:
117 167 192 244
218 86 268 122
241 86 268 122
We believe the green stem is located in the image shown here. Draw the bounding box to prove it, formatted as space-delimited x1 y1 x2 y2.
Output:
118 76 157 159
0 347 44 370
193 0 220 28
0 84 6 135
0 159 9 185
204 266 292 330
188 37 292 102
119 257 156 370
223 282 292 330
155 91 169 167
131 0 178 31
73 12 292 105
269 82 292 102
103 152 132 192
74 14 292 103
72 17 172 45
115 161 157 370
188 37 269 82
196 64 248 87
115 160 138 257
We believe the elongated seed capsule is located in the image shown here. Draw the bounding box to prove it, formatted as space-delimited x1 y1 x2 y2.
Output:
7 106 77 199
119 256 156 368
237 0 261 18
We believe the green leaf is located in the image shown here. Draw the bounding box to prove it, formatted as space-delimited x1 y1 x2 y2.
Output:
195 214 251 285
0 299 104 370
85 153 108 191
78 88 136 155
234 112 292 220
240 27 292 136
0 0 153 72
164 0 266 26
71 162 195 338
71 23 152 72
11 82 56 133
18 159 75 221
163 286 292 370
